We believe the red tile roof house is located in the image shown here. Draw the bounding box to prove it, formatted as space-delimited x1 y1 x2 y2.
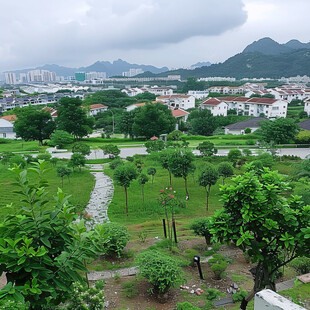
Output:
89 104 108 116
199 98 228 116
171 108 189 130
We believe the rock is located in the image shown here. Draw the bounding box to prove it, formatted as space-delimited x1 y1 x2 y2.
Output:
154 236 159 239
192 285 196 288
227 287 233 294
190 290 195 294
233 283 239 289
195 290 201 296
232 289 237 294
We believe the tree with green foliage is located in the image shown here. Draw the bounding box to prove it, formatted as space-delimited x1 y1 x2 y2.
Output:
57 97 94 139
138 173 149 202
209 168 310 309
113 164 138 216
167 130 183 141
145 139 166 153
119 110 136 138
57 165 72 187
197 141 217 157
199 164 219 211
132 103 176 139
49 130 74 148
217 162 234 185
227 149 242 167
134 157 144 173
187 109 217 136
157 148 175 186
101 144 120 159
147 167 157 184
244 127 251 134
182 77 207 92
168 148 195 199
259 118 300 144
72 142 91 156
295 130 310 144
69 153 86 172
0 162 106 308
14 108 56 145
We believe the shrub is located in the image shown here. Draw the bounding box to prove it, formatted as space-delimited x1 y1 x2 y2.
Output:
242 148 252 156
137 250 183 294
102 222 129 257
49 130 74 148
227 149 242 167
176 302 200 310
205 288 223 301
244 128 251 134
184 249 199 265
122 280 137 298
126 156 134 162
190 217 212 244
167 130 182 141
257 152 274 168
9 155 27 168
209 254 229 280
246 139 255 145
109 158 124 170
232 290 248 303
72 142 91 155
37 153 52 161
24 154 38 164
289 257 310 274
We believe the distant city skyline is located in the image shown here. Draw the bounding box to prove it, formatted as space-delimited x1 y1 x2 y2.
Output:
1 0 310 71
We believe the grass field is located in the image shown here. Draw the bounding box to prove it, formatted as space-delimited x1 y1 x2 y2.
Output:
0 162 95 220
0 140 47 153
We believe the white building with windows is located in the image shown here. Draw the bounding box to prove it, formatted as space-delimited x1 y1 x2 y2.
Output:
0 119 16 139
89 104 108 116
188 90 209 99
304 98 310 116
156 95 195 110
199 98 228 116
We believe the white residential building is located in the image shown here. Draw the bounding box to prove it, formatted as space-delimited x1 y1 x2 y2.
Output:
304 98 310 116
199 98 228 116
146 87 173 96
121 88 144 97
209 86 244 95
269 88 308 102
187 90 209 99
89 104 108 116
0 119 16 139
201 96 287 118
156 95 195 110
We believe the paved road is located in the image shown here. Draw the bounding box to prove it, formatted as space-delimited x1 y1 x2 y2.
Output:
48 147 310 160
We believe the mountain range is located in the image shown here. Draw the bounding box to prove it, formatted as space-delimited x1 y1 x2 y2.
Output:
7 59 169 77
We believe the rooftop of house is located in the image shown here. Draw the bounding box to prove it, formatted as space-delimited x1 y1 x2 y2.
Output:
90 103 108 110
200 98 223 106
1 115 17 122
225 117 267 130
171 109 189 118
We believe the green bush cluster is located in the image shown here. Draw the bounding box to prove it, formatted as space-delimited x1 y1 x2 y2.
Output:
109 158 124 170
289 257 310 275
232 290 248 303
209 254 229 280
176 301 200 310
102 223 129 257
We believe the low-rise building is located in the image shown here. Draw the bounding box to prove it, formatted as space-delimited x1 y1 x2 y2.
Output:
0 118 16 139
89 104 108 116
224 117 266 135
199 98 228 116
156 95 195 110
171 108 189 130
304 98 310 116
187 90 209 99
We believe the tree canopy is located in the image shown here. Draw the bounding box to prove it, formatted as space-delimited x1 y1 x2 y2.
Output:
132 103 176 139
14 108 56 145
187 109 217 136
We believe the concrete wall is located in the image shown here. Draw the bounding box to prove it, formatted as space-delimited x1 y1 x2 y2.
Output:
254 289 306 310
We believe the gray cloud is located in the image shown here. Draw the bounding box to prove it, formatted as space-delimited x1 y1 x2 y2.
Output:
0 0 247 70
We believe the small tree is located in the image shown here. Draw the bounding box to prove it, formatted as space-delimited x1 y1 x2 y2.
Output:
49 130 74 148
114 164 138 216
134 157 144 173
101 144 120 159
138 173 149 202
167 130 182 141
147 167 157 184
218 162 234 185
227 149 242 167
197 141 217 157
198 164 219 211
209 169 310 309
145 139 165 154
244 128 251 134
168 148 195 199
72 142 91 156
69 153 86 172
158 148 175 186
57 165 72 187
50 157 59 167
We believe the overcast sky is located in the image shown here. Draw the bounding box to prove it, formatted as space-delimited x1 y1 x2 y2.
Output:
1 0 309 71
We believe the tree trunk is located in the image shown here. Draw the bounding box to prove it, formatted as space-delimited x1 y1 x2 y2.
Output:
169 171 172 186
184 177 189 199
124 187 128 216
206 186 210 212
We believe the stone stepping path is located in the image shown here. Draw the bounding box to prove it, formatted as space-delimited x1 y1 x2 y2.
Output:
213 296 234 308
84 164 114 225
87 266 139 281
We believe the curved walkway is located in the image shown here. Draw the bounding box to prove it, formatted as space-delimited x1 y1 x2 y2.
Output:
85 164 114 225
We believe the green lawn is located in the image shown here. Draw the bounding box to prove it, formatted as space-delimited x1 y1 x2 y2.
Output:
0 162 95 220
0 140 47 153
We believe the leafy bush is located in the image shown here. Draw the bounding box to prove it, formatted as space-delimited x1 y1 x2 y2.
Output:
137 250 183 294
49 130 74 148
9 155 27 168
257 152 274 168
176 302 200 310
126 156 134 162
209 254 229 280
122 280 137 298
244 128 251 134
227 149 242 167
37 152 52 161
289 257 310 274
190 217 212 244
24 154 38 164
167 130 182 141
102 222 129 257
109 158 124 170
232 290 248 303
63 281 105 310
184 249 199 265
205 288 223 301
